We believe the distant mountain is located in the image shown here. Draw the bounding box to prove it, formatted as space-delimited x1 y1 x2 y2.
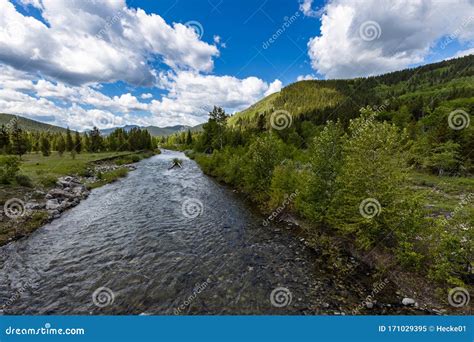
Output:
0 113 204 136
100 124 201 137
0 113 69 133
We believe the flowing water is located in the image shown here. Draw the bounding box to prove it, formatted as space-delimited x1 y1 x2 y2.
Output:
0 150 390 315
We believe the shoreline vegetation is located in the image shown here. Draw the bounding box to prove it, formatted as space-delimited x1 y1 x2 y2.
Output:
162 55 473 313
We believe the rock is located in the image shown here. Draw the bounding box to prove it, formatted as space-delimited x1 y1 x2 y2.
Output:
46 199 60 210
48 189 75 199
26 202 45 210
402 298 416 306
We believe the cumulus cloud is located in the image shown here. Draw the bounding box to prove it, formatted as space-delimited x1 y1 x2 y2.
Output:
141 93 153 99
306 0 474 79
0 0 219 86
299 0 320 17
0 64 281 129
296 74 316 81
0 0 283 129
148 72 282 126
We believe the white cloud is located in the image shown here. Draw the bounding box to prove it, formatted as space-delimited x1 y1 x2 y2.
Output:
0 0 219 86
264 79 282 96
451 48 474 59
148 72 282 126
296 74 316 81
307 0 474 79
0 0 281 129
141 93 153 99
299 0 320 17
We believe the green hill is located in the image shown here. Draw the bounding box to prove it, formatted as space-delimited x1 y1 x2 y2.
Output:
229 54 474 128
0 113 69 133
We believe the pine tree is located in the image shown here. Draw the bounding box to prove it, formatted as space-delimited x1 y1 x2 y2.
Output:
186 129 193 145
56 135 66 156
66 127 74 152
9 119 28 157
40 135 51 156
89 127 103 152
74 131 82 153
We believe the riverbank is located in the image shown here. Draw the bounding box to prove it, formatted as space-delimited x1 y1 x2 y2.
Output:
0 150 158 246
187 150 472 315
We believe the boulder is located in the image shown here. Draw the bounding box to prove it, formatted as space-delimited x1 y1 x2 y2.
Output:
402 298 416 306
46 199 60 210
48 189 75 199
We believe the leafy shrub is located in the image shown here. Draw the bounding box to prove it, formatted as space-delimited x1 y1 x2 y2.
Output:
15 174 33 187
0 156 20 184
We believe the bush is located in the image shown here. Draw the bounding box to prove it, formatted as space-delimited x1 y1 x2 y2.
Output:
15 174 33 187
327 108 424 252
0 156 20 184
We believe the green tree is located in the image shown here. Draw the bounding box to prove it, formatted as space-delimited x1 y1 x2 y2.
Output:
0 124 10 152
65 127 74 151
74 131 82 153
186 129 193 145
89 127 103 152
40 135 51 156
327 108 423 263
299 121 345 222
9 119 28 158
56 135 66 156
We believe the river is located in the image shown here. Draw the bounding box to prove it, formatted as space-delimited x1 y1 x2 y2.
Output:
0 150 397 315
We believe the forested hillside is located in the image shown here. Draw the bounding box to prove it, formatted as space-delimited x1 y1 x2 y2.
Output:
164 55 474 292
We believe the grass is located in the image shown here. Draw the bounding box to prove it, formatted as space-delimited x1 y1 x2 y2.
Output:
19 151 132 187
89 168 129 189
408 171 474 219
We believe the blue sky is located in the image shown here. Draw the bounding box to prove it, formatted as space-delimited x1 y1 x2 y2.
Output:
0 0 472 130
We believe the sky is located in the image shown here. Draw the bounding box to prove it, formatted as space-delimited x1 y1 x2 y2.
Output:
0 0 473 131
